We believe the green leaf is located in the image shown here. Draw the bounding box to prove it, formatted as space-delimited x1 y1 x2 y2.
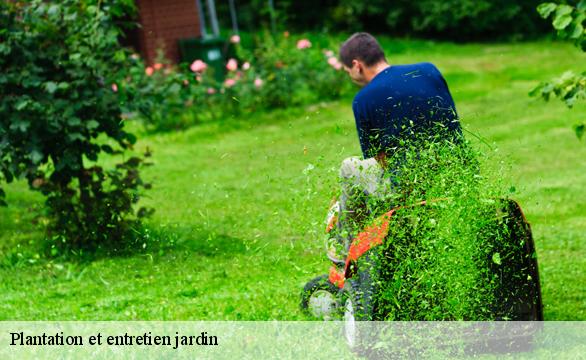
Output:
574 123 585 140
86 120 100 130
570 22 584 39
30 150 43 164
578 0 586 12
58 82 70 91
553 14 573 30
168 83 181 94
556 4 574 17
67 117 81 126
492 252 502 265
537 3 557 18
15 100 29 111
44 81 58 94
10 120 30 132
67 133 85 142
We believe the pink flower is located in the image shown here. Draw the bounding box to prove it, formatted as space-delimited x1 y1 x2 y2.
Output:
207 87 216 94
325 50 334 57
230 34 241 44
334 62 342 71
190 59 207 73
154 63 163 70
242 62 251 71
328 57 339 67
296 39 311 49
111 83 118 92
224 78 236 87
145 66 154 76
196 75 202 82
226 58 238 72
254 77 263 88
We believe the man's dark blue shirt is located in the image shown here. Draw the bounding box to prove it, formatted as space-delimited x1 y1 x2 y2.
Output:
352 62 461 159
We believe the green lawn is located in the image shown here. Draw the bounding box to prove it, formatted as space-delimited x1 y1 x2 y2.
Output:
1 39 585 320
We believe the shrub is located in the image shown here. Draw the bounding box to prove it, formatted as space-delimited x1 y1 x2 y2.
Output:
123 32 351 132
219 0 550 41
0 0 152 253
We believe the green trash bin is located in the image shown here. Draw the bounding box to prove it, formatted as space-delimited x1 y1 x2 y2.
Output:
178 37 236 82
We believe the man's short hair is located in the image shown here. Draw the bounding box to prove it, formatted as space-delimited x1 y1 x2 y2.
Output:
339 32 386 68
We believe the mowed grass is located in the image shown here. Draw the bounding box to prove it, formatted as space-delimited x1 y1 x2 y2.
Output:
0 39 584 320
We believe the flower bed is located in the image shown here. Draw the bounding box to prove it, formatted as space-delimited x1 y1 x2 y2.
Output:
118 32 353 132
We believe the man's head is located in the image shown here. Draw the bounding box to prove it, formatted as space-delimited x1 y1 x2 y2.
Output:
339 32 387 87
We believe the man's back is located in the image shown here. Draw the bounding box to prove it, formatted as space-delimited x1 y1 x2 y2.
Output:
352 62 461 159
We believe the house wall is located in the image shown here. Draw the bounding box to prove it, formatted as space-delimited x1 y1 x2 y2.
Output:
136 0 201 64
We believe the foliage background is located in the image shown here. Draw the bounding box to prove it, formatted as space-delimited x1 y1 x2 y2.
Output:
217 0 552 41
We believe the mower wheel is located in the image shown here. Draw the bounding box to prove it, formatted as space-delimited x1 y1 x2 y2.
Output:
300 274 342 319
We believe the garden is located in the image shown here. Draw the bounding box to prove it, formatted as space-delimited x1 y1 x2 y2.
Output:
0 0 585 323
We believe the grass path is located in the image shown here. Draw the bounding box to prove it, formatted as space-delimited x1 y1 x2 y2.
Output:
1 40 585 320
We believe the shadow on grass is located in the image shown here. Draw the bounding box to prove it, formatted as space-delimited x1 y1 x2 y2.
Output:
0 221 248 268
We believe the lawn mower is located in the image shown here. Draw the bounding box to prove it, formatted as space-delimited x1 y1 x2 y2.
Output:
301 197 544 353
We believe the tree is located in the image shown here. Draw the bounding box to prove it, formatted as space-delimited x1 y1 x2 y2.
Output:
0 1 152 253
531 1 586 139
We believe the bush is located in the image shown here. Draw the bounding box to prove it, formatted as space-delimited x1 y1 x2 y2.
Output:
122 32 352 132
331 0 549 40
216 0 550 41
0 0 152 253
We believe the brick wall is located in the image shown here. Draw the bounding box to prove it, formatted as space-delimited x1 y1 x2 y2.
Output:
136 0 201 64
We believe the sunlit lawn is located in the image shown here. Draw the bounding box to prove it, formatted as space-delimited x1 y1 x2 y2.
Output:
1 39 584 320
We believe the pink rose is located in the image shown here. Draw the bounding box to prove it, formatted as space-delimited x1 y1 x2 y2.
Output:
224 78 236 87
334 62 342 71
328 57 338 67
111 83 118 92
296 39 311 49
254 77 263 88
154 63 163 70
230 34 241 44
242 62 251 71
226 58 238 72
207 87 216 94
145 67 154 76
325 50 334 57
190 59 207 73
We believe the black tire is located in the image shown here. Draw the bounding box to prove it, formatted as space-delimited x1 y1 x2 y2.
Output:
300 274 341 319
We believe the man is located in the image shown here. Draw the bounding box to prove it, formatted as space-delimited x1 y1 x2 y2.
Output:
332 32 463 254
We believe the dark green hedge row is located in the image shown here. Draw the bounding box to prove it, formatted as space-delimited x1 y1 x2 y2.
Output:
217 0 556 41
